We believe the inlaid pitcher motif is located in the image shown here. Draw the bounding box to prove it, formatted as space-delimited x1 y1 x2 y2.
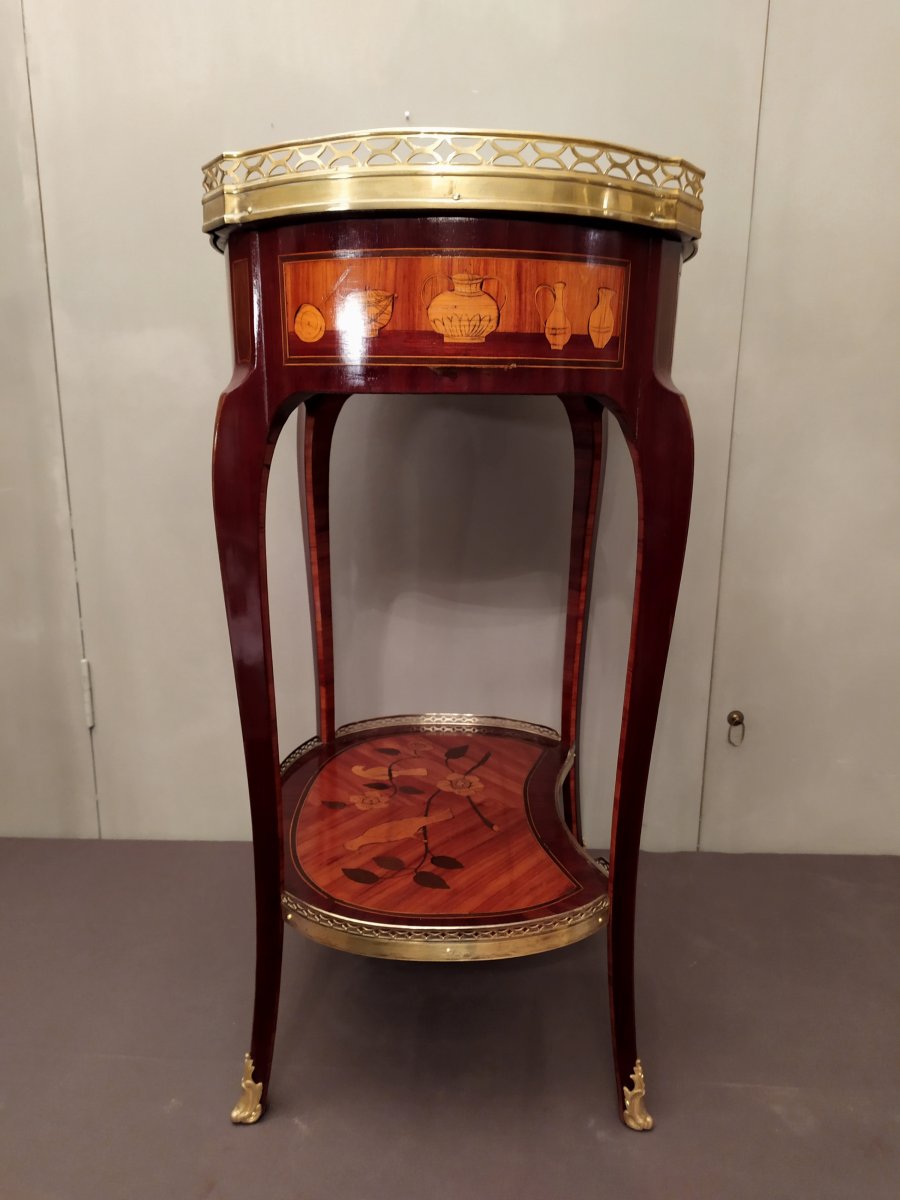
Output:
588 287 617 349
535 281 572 350
423 272 506 343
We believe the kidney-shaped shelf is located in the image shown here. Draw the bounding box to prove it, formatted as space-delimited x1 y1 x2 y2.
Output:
280 715 610 961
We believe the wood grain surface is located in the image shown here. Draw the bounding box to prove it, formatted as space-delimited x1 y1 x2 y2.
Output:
229 257 252 365
290 731 576 917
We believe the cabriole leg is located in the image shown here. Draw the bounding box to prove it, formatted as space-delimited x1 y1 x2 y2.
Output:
212 375 287 1124
607 387 693 1130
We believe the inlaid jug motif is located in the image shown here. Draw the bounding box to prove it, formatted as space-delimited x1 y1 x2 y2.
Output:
535 281 572 350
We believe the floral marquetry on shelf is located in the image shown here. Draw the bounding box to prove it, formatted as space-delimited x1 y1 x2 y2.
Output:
203 128 704 1131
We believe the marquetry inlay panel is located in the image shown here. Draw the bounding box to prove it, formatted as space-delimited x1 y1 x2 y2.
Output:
280 249 629 369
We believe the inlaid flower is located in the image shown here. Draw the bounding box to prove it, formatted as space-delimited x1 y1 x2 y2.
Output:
348 792 391 812
435 773 484 796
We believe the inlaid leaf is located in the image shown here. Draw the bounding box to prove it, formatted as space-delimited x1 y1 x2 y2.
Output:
364 782 391 791
375 747 401 756
430 855 463 870
469 751 491 771
413 870 450 890
342 867 379 885
445 745 469 761
398 786 424 795
373 855 404 870
321 800 348 809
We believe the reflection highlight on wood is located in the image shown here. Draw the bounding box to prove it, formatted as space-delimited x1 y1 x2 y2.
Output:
333 288 396 338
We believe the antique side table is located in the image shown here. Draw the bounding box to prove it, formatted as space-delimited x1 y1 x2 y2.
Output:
201 130 703 1131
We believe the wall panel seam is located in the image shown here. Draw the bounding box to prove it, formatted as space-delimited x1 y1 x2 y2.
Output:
19 0 101 836
696 0 772 851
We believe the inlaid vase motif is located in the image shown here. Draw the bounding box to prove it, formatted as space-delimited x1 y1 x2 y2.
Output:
423 272 506 343
535 281 572 350
336 288 396 338
588 286 617 349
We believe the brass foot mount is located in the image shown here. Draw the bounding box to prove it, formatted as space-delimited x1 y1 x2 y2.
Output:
622 1058 654 1131
230 1052 263 1124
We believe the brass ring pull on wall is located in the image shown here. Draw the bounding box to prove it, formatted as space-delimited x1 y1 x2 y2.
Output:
727 710 745 747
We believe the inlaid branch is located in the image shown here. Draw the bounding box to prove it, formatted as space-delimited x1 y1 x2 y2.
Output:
335 739 497 889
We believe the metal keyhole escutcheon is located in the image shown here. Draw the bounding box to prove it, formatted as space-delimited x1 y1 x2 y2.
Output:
727 710 745 747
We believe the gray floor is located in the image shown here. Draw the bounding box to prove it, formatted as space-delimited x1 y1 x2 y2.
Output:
0 842 897 1200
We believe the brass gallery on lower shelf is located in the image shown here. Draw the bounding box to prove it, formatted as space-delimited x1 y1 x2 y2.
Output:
279 713 563 777
335 712 562 741
282 891 610 962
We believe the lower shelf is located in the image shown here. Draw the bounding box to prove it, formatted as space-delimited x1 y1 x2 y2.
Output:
280 714 609 962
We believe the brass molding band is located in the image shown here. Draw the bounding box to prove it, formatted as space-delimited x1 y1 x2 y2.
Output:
201 128 704 242
335 712 561 742
279 714 562 778
282 890 609 962
279 734 322 776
